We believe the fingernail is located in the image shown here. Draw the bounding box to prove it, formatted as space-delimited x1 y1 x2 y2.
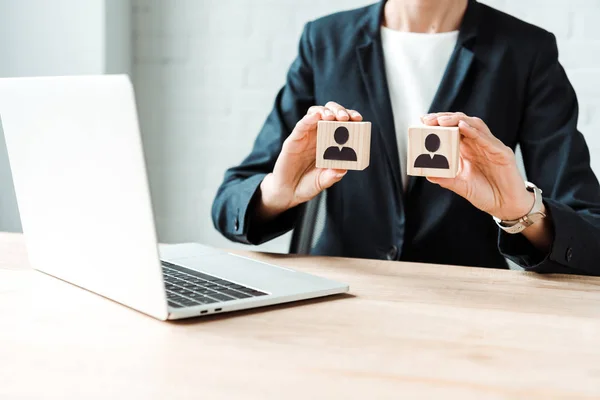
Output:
337 110 348 117
335 171 347 178
324 109 333 116
459 120 471 127
351 112 361 118
438 116 452 121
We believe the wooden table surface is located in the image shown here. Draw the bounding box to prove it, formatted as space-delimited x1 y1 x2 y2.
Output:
1 232 599 399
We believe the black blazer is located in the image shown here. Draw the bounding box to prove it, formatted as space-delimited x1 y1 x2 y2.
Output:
212 0 600 276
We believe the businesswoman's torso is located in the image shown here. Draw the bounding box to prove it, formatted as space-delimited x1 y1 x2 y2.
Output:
307 2 551 267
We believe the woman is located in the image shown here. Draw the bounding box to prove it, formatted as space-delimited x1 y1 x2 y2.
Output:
212 0 600 276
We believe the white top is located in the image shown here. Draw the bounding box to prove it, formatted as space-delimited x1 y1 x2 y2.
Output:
380 26 459 191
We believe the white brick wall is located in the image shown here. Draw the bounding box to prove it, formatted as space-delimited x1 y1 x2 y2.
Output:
132 0 600 253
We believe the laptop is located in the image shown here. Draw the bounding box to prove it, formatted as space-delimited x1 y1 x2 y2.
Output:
0 75 348 320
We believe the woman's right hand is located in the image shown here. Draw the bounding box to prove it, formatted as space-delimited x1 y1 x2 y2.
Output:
256 101 363 220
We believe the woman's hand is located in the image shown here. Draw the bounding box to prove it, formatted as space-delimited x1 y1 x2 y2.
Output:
421 112 534 221
257 102 363 220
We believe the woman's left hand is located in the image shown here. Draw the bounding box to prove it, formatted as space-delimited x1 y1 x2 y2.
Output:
421 112 534 221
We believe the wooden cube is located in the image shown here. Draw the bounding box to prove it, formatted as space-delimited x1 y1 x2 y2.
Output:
407 125 460 178
316 121 371 170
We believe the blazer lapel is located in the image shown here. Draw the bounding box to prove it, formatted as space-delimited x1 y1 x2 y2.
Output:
356 2 403 200
406 0 480 193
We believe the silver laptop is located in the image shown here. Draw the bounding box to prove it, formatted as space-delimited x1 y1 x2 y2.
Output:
0 75 348 320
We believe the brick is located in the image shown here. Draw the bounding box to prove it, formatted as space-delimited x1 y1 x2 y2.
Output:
574 95 600 126
135 64 245 90
578 124 600 155
133 31 190 64
512 8 573 39
244 62 287 90
202 64 245 89
132 0 194 34
576 13 600 39
249 6 295 36
566 70 600 96
188 37 270 64
557 40 600 69
270 39 302 70
205 1 252 37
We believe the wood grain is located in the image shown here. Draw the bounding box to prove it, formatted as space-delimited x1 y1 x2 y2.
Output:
316 120 371 170
407 125 460 178
1 232 599 400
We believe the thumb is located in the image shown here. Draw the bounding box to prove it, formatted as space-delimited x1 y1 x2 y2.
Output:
426 176 453 187
317 168 347 192
426 176 468 198
288 112 320 141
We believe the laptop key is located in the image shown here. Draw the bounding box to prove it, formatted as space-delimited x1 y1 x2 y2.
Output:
207 293 235 302
203 292 219 296
232 291 251 299
220 289 249 299
168 293 189 303
205 283 224 289
196 296 216 304
200 296 218 304
168 301 184 308
165 263 220 281
179 299 201 307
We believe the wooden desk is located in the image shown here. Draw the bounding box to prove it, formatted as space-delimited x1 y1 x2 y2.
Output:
1 232 599 399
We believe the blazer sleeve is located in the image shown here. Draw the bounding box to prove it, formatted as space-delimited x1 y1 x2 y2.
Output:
211 23 316 245
498 32 600 276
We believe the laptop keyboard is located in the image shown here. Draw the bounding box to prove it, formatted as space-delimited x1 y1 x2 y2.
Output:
161 261 268 309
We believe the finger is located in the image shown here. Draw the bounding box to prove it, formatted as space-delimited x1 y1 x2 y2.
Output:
307 105 335 120
325 101 350 121
426 170 470 199
436 114 465 126
462 116 489 132
426 176 455 189
433 112 467 118
346 109 363 121
421 113 440 126
425 152 466 192
288 112 321 140
316 168 347 192
439 115 493 142
458 120 505 154
457 119 481 140
427 176 468 199
436 113 489 133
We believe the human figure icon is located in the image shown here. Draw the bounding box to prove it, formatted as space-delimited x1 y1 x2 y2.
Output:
413 133 449 169
323 126 358 161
